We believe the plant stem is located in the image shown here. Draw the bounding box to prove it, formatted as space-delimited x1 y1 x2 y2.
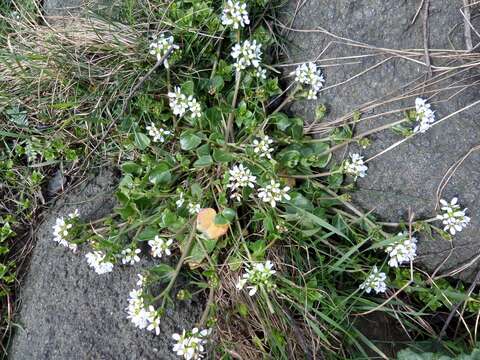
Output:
198 286 215 327
225 71 241 142
154 222 197 303
271 86 300 115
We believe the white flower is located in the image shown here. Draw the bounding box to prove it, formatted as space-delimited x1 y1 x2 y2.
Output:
172 327 211 359
126 288 149 329
149 34 179 68
168 87 202 118
146 306 161 335
255 67 267 80
436 197 470 235
257 180 291 208
294 62 325 100
52 215 78 252
121 248 141 265
68 209 80 219
146 123 172 143
168 87 189 117
187 96 202 118
221 0 250 29
85 251 114 274
148 236 173 258
359 266 387 294
385 232 417 268
227 164 256 190
236 260 276 296
188 203 201 215
252 135 274 159
136 274 146 287
231 40 262 72
413 97 436 133
344 153 368 180
176 192 185 207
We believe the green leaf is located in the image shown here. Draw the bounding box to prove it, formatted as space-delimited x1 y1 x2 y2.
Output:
149 163 172 185
121 161 142 174
149 264 175 284
193 155 213 168
133 132 150 150
180 131 202 150
213 148 234 163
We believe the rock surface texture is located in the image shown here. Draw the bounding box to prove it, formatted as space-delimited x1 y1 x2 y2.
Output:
282 0 480 280
9 169 203 359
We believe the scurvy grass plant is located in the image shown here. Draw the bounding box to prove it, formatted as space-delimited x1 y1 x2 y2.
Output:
1 0 480 359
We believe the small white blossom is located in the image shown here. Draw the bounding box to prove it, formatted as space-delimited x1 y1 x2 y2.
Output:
187 96 202 118
231 40 262 72
136 274 146 287
149 34 179 68
146 306 161 335
436 197 470 235
227 164 256 201
176 192 185 207
255 67 267 80
168 87 189 117
257 180 291 208
85 251 114 274
146 123 172 143
121 248 141 265
385 232 417 268
294 62 325 100
236 260 276 296
227 164 256 190
52 212 79 252
413 97 436 133
126 288 149 329
252 135 274 159
149 236 173 258
344 153 368 180
359 266 387 294
172 327 211 360
188 202 201 215
221 0 249 29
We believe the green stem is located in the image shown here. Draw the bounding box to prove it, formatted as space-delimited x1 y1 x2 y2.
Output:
154 222 197 302
225 71 241 142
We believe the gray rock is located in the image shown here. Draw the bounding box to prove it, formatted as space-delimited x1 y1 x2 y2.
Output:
9 169 203 359
282 0 480 280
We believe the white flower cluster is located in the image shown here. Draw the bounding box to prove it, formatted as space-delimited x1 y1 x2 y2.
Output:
168 87 202 118
227 164 256 201
258 180 291 208
413 97 436 133
126 286 161 335
172 327 212 360
385 232 417 268
121 247 141 265
176 192 186 207
188 202 202 215
252 135 274 159
52 209 80 252
359 266 387 294
146 123 172 143
148 235 173 258
437 197 470 235
294 62 325 100
149 34 179 68
221 0 249 29
85 251 114 274
344 153 368 180
231 40 262 72
236 260 276 296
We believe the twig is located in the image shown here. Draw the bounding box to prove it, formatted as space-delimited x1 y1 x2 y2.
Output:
438 266 480 339
423 0 432 78
122 46 175 112
463 0 474 51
